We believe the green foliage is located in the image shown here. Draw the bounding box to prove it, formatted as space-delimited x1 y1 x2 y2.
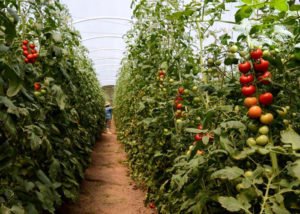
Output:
115 0 300 213
0 1 105 213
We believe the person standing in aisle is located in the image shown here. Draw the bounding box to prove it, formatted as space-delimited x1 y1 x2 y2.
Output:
105 102 113 134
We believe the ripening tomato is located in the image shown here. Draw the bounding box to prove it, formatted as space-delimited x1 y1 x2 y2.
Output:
259 92 273 105
196 150 205 155
248 106 262 118
244 97 258 108
260 113 274 124
194 134 203 141
176 103 183 109
254 59 269 72
257 71 272 84
240 74 254 85
238 61 251 73
22 40 29 45
178 87 184 94
197 125 203 130
250 48 263 59
241 85 256 97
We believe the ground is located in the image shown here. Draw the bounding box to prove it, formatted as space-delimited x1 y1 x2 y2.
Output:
57 128 156 214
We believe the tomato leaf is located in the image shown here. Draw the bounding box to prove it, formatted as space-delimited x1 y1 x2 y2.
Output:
218 196 246 212
270 0 289 11
235 5 253 23
211 166 244 180
280 128 300 151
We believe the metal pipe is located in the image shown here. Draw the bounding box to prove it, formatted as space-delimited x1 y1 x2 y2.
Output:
82 35 123 41
73 16 132 24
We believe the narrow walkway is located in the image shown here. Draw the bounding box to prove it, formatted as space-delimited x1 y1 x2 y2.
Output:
58 129 155 214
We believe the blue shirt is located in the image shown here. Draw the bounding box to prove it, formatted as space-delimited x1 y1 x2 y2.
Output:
105 106 112 119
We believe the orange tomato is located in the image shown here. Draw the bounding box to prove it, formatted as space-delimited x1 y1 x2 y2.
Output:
244 97 258 108
248 106 262 118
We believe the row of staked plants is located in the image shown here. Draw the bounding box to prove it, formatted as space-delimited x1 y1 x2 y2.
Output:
114 0 300 213
0 0 105 213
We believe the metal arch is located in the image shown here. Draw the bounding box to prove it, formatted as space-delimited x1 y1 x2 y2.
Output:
89 48 125 53
94 64 121 67
92 57 121 61
82 35 123 42
73 16 133 24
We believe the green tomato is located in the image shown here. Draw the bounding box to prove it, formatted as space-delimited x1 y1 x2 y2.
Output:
248 123 258 132
258 126 269 135
193 97 201 103
41 89 47 94
229 45 238 53
176 119 183 124
236 183 245 192
244 170 253 177
215 60 221 66
239 51 247 57
263 50 270 57
192 86 198 91
256 135 269 146
207 58 214 66
184 89 189 95
264 168 273 177
246 137 256 147
169 78 174 83
34 91 41 97
163 128 169 133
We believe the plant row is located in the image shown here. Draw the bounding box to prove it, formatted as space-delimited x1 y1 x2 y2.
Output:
114 0 300 213
0 1 105 213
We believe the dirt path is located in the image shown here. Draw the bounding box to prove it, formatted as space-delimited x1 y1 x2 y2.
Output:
58 129 156 214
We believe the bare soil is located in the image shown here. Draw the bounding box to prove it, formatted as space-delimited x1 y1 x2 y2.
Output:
57 129 156 214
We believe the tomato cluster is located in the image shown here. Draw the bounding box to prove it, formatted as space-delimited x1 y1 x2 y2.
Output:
238 48 274 146
174 87 185 118
22 40 38 64
33 81 46 97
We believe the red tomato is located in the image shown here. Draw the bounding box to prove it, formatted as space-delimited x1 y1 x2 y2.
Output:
240 74 254 85
22 45 28 50
254 59 269 72
27 54 34 59
176 96 183 101
149 202 155 209
178 87 184 94
24 58 29 63
259 92 273 105
29 43 35 49
22 40 29 45
31 49 37 54
241 85 256 97
194 134 203 141
23 50 29 56
238 61 251 73
33 53 38 59
159 70 165 75
176 103 183 109
197 125 203 130
257 71 272 84
248 106 262 118
34 82 41 91
250 48 263 59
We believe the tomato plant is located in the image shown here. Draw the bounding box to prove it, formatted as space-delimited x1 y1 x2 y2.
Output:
0 1 105 213
114 0 300 213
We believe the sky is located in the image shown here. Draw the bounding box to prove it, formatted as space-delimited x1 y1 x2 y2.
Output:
60 0 133 86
